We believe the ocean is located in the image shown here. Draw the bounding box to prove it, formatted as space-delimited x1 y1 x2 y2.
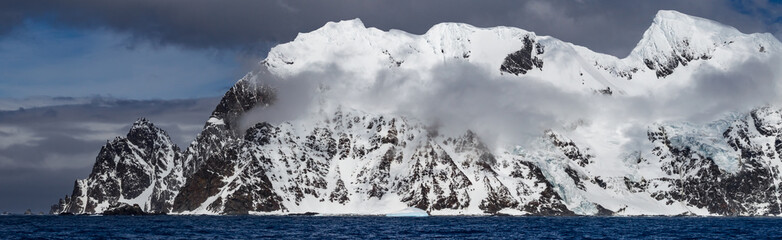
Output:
1 215 780 239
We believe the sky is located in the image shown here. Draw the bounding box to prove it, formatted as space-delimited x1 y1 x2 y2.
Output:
0 0 781 213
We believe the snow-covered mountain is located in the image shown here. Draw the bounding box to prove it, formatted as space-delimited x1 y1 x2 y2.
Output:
52 10 782 216
52 118 184 214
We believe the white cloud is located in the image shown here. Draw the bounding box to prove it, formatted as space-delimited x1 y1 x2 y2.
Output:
0 126 43 149
241 49 782 155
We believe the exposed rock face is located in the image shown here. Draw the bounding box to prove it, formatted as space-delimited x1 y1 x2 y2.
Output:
546 131 592 167
626 109 782 216
53 81 782 216
167 108 571 215
632 10 732 78
500 36 544 75
51 118 183 214
52 86 574 215
182 75 275 177
51 74 279 214
103 203 147 216
642 47 711 78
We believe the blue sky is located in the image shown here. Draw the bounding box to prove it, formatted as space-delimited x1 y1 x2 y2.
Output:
0 20 244 99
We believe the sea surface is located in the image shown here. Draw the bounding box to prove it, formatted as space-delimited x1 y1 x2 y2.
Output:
1 215 781 239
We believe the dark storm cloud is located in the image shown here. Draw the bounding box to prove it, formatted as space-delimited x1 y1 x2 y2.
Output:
0 97 219 213
1 0 779 56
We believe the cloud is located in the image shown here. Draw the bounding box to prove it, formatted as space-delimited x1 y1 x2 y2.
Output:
240 63 587 151
240 50 782 154
0 0 779 57
0 97 218 213
0 97 95 111
0 97 220 170
0 126 43 149
661 56 782 122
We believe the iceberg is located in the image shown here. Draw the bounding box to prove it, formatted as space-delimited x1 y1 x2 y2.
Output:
385 207 429 217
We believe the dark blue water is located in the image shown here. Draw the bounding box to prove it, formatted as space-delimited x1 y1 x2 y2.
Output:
1 216 781 239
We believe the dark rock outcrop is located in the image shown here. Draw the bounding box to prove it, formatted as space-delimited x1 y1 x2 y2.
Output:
103 203 147 216
51 119 182 215
500 36 544 75
642 40 712 78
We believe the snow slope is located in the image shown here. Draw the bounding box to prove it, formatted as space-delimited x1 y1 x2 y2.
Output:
264 10 780 96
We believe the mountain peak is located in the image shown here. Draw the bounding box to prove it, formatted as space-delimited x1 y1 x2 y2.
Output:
288 18 370 45
624 10 751 77
631 10 742 59
649 10 739 33
425 22 479 35
127 118 172 148
131 118 154 130
320 18 367 31
652 10 700 23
